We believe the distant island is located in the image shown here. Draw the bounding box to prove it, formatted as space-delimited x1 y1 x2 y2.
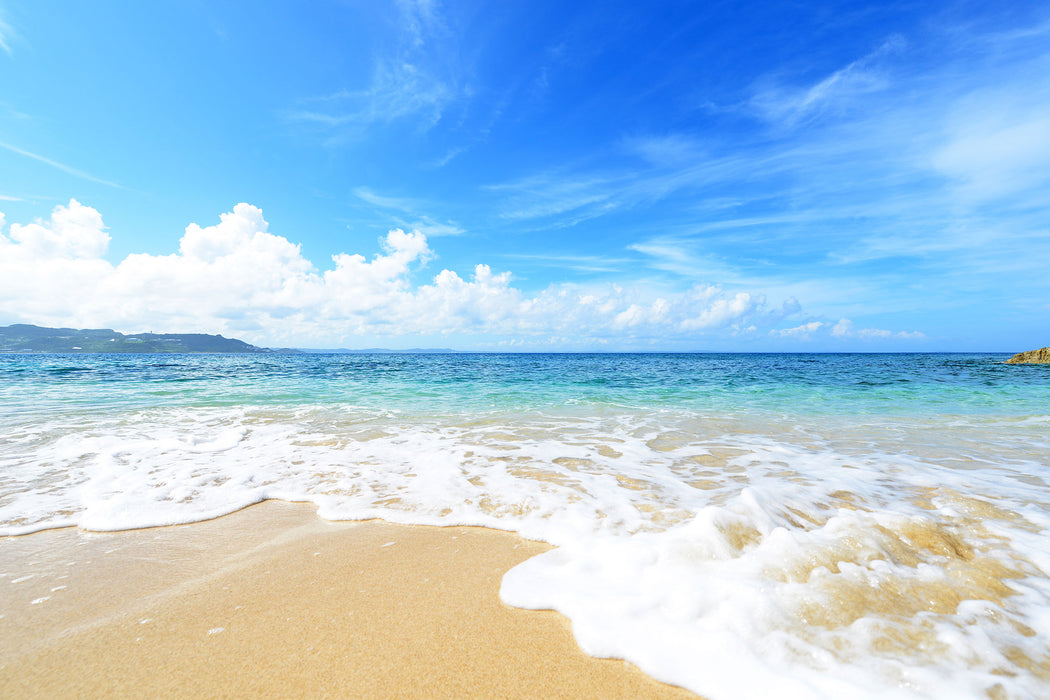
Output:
301 348 459 354
0 324 274 354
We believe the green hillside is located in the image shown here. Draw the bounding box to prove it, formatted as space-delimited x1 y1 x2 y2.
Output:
0 324 270 353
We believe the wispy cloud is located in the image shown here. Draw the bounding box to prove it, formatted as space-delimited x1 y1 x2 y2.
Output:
484 169 622 224
353 186 464 237
500 252 633 274
620 133 708 167
0 142 122 189
1 102 31 119
626 239 741 282
830 318 924 341
486 138 801 229
0 11 15 56
353 187 423 212
931 95 1050 203
748 36 905 129
428 146 465 168
409 218 464 237
484 13 1050 335
288 0 466 137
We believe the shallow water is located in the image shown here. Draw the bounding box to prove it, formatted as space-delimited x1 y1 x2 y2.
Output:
2 352 1048 698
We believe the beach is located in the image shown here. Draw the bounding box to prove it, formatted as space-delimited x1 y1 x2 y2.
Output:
2 352 1048 698
0 500 699 698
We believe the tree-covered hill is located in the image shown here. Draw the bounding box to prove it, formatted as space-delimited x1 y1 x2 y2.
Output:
0 324 271 353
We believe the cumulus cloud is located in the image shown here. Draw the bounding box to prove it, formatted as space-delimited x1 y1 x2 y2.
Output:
5 199 109 259
0 200 920 348
773 321 823 338
680 291 756 331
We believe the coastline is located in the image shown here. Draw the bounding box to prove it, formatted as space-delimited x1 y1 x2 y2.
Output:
0 500 699 699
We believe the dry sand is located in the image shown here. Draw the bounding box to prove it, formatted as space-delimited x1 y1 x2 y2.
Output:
0 500 700 698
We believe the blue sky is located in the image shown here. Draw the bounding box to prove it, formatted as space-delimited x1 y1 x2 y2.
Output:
1 0 1049 350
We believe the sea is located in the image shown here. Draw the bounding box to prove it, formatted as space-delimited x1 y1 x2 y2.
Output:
1 352 1048 699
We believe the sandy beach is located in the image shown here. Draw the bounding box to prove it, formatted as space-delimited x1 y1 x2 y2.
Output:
0 500 699 699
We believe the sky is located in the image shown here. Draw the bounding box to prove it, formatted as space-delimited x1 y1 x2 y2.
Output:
1 0 1049 351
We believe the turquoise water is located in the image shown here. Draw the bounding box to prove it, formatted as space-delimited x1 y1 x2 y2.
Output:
3 352 1046 414
2 352 1049 699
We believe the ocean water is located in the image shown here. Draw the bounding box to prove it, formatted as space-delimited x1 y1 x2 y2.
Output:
2 352 1049 698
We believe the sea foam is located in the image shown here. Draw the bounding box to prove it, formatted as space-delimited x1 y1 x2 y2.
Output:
1 353 1048 698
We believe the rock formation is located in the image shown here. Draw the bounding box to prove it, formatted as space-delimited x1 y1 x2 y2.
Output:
1005 347 1050 364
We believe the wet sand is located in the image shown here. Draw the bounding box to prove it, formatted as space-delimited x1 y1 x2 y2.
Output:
0 500 699 698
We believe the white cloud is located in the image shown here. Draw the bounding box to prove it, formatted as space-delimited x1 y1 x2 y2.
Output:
680 291 757 331
0 201 926 348
0 201 114 322
353 187 464 237
931 99 1050 203
627 239 741 281
613 299 669 330
480 21 1050 331
830 318 925 342
491 172 618 222
0 12 14 56
623 134 707 167
0 141 122 188
773 321 823 338
749 37 903 128
289 0 463 135
9 199 110 259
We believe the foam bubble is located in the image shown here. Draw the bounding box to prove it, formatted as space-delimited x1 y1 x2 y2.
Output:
2 363 1049 698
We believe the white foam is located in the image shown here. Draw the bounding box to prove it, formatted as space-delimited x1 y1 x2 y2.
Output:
1 404 1048 698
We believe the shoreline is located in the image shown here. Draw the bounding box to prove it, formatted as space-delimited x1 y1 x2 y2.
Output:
1 500 699 699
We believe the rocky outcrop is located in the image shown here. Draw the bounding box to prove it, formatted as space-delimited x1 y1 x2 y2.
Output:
1005 347 1050 364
